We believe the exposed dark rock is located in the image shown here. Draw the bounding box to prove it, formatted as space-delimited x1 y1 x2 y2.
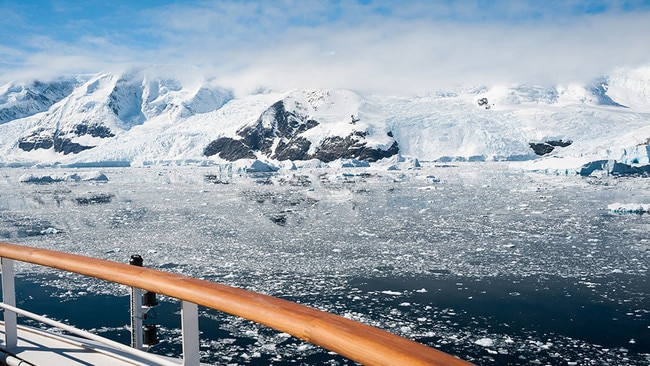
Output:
312 135 356 162
204 101 320 161
204 99 399 163
529 140 572 156
272 137 311 161
18 133 93 154
237 124 272 154
74 123 115 138
18 129 54 151
529 143 555 156
313 134 398 162
266 101 319 137
237 101 319 155
18 121 114 154
53 137 94 154
361 141 399 161
203 137 256 161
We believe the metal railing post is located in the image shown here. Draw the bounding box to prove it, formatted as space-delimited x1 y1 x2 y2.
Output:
129 255 144 350
181 301 200 366
1 257 17 351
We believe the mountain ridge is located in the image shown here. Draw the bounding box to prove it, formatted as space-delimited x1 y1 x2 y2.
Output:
1 64 649 172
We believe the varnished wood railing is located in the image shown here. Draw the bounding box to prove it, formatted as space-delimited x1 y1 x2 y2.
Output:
0 242 472 365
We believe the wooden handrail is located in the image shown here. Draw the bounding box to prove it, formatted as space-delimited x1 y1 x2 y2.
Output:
0 242 473 366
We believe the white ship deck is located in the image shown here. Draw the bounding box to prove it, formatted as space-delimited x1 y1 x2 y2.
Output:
0 323 174 366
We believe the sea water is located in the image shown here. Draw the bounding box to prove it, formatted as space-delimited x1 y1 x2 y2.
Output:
0 164 648 365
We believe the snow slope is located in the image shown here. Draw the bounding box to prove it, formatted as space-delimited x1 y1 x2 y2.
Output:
0 64 649 171
0 77 85 124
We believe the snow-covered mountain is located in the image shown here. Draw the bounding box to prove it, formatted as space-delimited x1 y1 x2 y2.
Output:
204 90 398 163
0 77 85 125
1 64 649 172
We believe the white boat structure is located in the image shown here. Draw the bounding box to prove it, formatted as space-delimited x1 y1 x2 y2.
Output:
0 242 472 365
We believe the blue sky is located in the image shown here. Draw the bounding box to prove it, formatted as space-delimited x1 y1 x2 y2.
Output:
1 0 650 94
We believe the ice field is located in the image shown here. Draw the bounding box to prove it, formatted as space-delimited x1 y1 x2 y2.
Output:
0 163 649 365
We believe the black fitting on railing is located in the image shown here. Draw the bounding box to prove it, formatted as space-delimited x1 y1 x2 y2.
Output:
129 255 143 267
143 291 158 307
143 324 159 346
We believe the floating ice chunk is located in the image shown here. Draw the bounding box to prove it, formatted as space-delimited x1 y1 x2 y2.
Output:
40 227 61 235
334 159 370 168
378 155 421 170
19 171 108 183
608 202 650 214
381 290 402 296
296 344 312 352
237 159 279 173
292 159 324 169
19 173 65 183
67 171 109 182
415 288 428 293
475 338 495 347
426 175 441 183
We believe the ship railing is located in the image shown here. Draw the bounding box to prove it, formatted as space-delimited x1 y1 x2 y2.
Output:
0 242 472 365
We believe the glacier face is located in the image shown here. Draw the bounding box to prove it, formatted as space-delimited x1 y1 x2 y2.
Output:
0 64 649 170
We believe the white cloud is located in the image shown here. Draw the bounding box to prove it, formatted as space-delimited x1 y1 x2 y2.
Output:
197 11 650 95
1 1 649 95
